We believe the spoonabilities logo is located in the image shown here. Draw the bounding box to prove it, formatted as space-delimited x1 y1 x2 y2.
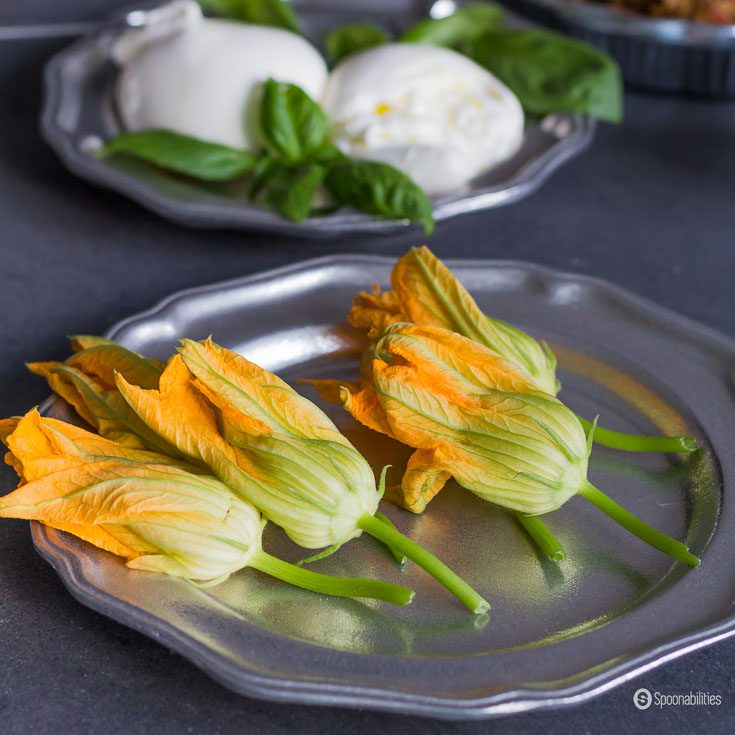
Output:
633 688 652 710
633 687 721 710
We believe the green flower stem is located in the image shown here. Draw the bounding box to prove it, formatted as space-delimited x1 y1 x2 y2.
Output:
358 513 490 614
374 510 408 565
579 482 700 567
251 550 415 605
577 415 697 454
514 512 566 562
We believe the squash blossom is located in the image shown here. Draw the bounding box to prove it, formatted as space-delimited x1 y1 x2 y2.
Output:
0 409 414 604
115 339 490 613
27 335 181 457
339 323 700 568
348 246 696 455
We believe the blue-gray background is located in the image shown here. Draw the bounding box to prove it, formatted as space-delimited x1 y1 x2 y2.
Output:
1 2 734 733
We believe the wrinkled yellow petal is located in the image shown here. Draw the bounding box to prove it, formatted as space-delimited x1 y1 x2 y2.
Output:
69 335 167 371
116 355 277 495
390 246 559 395
375 323 541 402
27 361 98 427
4 449 25 484
340 381 395 439
66 343 162 390
179 338 353 448
43 520 144 559
347 285 405 336
2 409 192 484
28 340 170 450
50 364 181 454
0 461 198 523
0 418 19 444
115 355 241 474
51 365 116 428
2 410 78 481
384 449 451 513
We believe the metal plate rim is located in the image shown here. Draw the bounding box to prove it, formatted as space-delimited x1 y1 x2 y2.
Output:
27 522 735 719
30 254 735 719
103 253 735 357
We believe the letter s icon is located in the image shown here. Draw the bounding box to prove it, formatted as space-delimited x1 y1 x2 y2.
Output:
634 688 652 710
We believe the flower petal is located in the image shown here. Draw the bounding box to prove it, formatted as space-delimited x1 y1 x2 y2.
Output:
391 246 559 395
375 323 542 400
66 343 163 390
340 381 395 439
2 409 193 484
384 448 451 513
27 361 98 427
179 338 353 448
115 355 239 472
348 285 405 335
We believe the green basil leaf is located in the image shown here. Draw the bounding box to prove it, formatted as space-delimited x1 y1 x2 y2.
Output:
260 79 331 163
311 144 348 165
263 163 325 222
100 130 256 181
248 155 279 198
199 0 300 33
470 28 623 123
325 161 434 235
324 23 388 63
400 3 502 50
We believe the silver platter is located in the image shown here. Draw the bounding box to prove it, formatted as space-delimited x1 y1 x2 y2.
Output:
40 1 594 237
33 255 735 718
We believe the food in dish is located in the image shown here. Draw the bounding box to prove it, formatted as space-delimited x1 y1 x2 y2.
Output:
1 256 702 619
22 336 489 613
0 410 414 603
332 322 698 566
592 0 735 23
322 44 524 195
115 2 328 150
97 0 622 229
343 246 696 454
310 246 699 563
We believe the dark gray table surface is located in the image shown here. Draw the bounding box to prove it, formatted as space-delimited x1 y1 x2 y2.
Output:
1 3 735 734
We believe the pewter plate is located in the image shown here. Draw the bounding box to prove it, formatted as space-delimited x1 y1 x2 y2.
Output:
33 256 734 719
39 1 594 237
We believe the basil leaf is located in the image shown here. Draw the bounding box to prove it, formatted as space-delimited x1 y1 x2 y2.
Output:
249 155 279 198
470 28 623 123
325 23 388 63
325 161 434 235
260 79 331 163
100 130 256 181
263 163 325 222
311 144 348 165
198 0 300 33
400 3 502 50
